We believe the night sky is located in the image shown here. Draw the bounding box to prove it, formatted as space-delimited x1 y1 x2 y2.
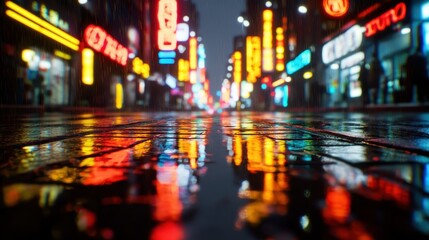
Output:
192 0 245 100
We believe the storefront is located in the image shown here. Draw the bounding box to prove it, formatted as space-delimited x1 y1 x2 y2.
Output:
1 0 80 106
321 25 365 107
361 1 412 104
321 1 412 107
285 48 316 107
81 24 130 108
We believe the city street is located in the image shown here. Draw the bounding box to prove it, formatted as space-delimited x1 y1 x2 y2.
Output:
1 110 429 240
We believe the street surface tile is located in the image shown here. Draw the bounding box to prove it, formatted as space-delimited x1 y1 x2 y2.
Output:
1 111 429 240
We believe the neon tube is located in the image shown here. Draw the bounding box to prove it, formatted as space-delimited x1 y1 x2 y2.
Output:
5 1 79 51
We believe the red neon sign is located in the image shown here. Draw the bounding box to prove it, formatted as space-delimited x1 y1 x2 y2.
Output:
158 0 177 51
84 25 128 66
365 2 407 37
323 0 349 18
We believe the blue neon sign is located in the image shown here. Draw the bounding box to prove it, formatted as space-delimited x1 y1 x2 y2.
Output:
286 49 311 75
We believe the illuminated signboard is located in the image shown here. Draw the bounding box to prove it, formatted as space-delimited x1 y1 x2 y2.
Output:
200 68 207 83
115 83 123 109
322 25 362 64
82 48 94 85
275 27 285 72
233 51 242 84
246 36 261 83
365 2 407 37
176 23 189 42
132 57 150 78
286 49 311 75
31 1 70 31
157 0 177 50
323 0 349 18
198 44 206 69
262 9 274 72
178 59 190 81
157 0 177 64
190 70 197 84
5 1 79 51
189 37 197 70
340 52 365 69
84 25 128 66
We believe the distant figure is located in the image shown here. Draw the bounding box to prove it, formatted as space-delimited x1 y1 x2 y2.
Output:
34 73 45 105
405 49 429 103
368 52 384 104
358 60 369 106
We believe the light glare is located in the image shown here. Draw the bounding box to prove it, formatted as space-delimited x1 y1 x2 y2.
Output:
401 27 411 34
298 5 308 14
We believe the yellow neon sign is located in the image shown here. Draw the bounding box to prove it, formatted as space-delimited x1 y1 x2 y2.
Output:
115 83 123 109
275 27 285 72
189 37 197 70
178 59 190 81
132 57 150 78
272 78 286 88
82 48 94 85
233 51 242 83
5 1 79 51
262 9 274 72
54 50 71 60
246 36 262 83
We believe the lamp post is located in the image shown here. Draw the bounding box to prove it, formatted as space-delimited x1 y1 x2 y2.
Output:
237 14 250 34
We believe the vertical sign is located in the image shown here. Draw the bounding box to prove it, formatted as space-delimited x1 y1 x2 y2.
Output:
262 9 274 72
157 0 177 64
246 36 262 83
275 27 285 72
82 48 94 85
178 59 190 81
189 37 197 84
233 51 242 84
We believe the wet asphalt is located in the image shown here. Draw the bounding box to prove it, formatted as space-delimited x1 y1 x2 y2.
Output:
1 111 429 240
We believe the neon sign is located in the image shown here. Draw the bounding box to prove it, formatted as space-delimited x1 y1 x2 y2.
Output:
5 1 79 51
365 2 407 37
322 25 363 64
286 49 311 75
132 57 150 78
246 36 261 83
82 48 94 85
178 59 189 82
31 1 69 32
262 9 274 72
323 0 349 18
233 51 242 84
275 27 285 72
189 37 197 70
157 0 177 50
84 25 128 66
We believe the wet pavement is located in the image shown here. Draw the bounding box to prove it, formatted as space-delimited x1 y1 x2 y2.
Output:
1 111 429 240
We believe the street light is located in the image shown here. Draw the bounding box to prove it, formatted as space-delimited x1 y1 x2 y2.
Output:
243 20 250 27
237 14 250 34
237 15 250 28
298 5 308 14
